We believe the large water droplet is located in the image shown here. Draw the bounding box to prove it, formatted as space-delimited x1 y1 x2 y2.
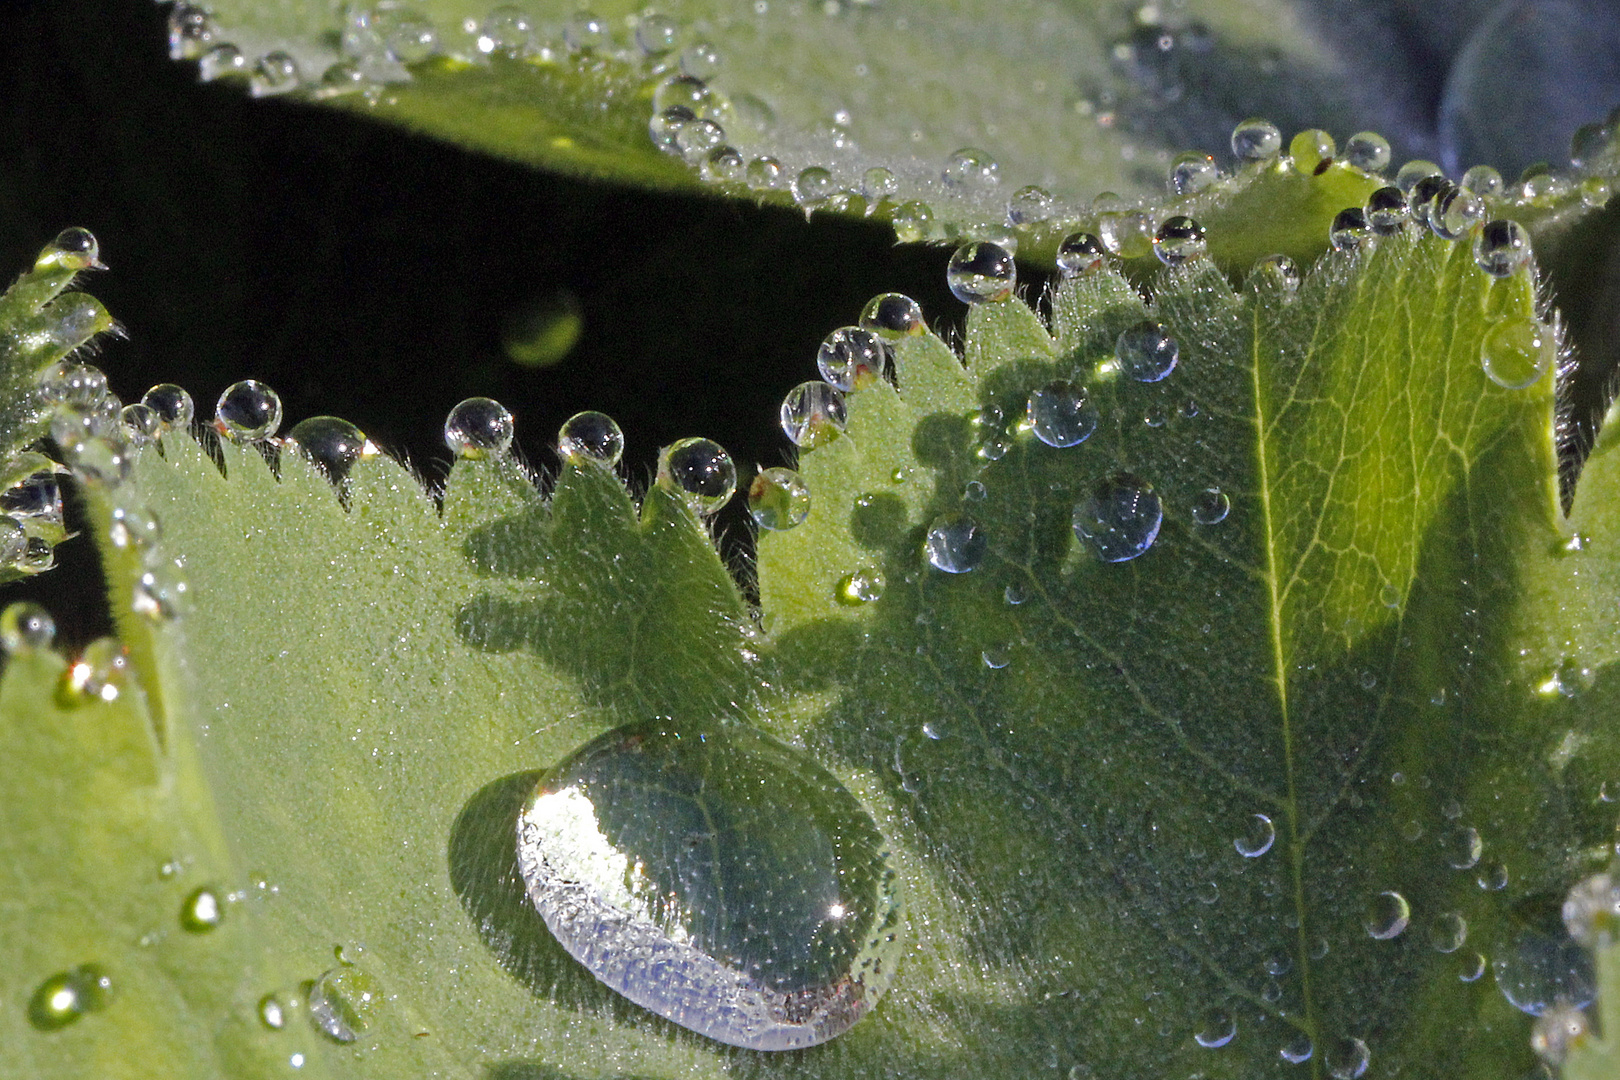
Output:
307 965 383 1043
558 411 624 467
1494 927 1596 1015
1026 380 1097 448
859 294 925 340
516 718 904 1050
780 382 848 448
286 417 373 483
1114 321 1179 382
749 468 811 531
214 380 283 442
946 242 1015 304
1194 1006 1235 1048
1363 890 1410 939
817 327 888 392
1056 232 1108 277
1073 475 1162 562
924 513 987 574
1153 216 1206 265
1231 117 1282 161
1 601 55 654
1343 131 1391 172
1473 219 1533 277
1442 824 1483 869
27 964 112 1031
657 438 737 514
1234 813 1275 857
445 397 515 459
1462 164 1505 197
1325 1036 1370 1079
1365 186 1410 234
142 384 195 431
1279 1032 1314 1064
1289 129 1336 174
1481 317 1554 389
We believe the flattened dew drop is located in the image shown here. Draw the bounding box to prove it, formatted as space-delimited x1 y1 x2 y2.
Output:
1234 812 1274 857
941 147 999 190
1190 488 1230 525
307 965 383 1044
1026 380 1097 449
515 718 904 1050
27 964 112 1031
1363 890 1410 939
749 467 811 531
924 513 988 574
444 396 515 459
836 567 885 605
1442 823 1483 869
1325 1036 1370 1079
285 417 374 483
657 437 737 514
1073 475 1162 562
861 167 898 202
793 166 838 208
180 886 225 932
1006 185 1054 225
557 410 624 467
1114 321 1179 382
1194 1006 1235 1048
1251 254 1301 293
1481 317 1554 389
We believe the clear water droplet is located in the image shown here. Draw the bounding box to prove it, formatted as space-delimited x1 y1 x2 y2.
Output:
1 601 55 653
1251 254 1301 292
1474 219 1533 278
1231 117 1282 161
1364 890 1410 939
1056 232 1108 277
746 156 785 189
444 397 515 459
817 327 889 391
121 403 161 444
1462 164 1505 197
859 293 925 339
680 40 721 78
133 566 188 622
1194 1006 1235 1048
650 106 696 152
1026 380 1097 448
180 886 225 932
477 6 537 56
564 9 610 51
1007 185 1054 225
108 505 161 550
1234 813 1275 857
941 148 999 189
635 13 680 56
307 965 383 1044
1329 207 1371 252
27 964 112 1031
42 226 101 271
1279 1032 1314 1064
1344 131 1391 172
142 384 195 431
657 437 736 514
1152 215 1206 265
1481 317 1554 389
40 361 109 408
1431 185 1484 240
516 718 904 1050
946 242 1015 304
1190 488 1230 525
1442 824 1483 869
1494 928 1596 1015
258 991 289 1030
1325 1036 1370 1079
168 2 218 60
859 166 897 202
780 382 848 448
1114 320 1179 382
1430 911 1468 953
1459 951 1487 981
286 417 373 483
1395 160 1445 194
1364 186 1409 234
1097 210 1153 259
214 380 282 442
1477 860 1509 890
1073 475 1162 562
1168 152 1219 195
676 119 725 163
924 513 987 574
981 645 1010 669
702 146 745 184
1289 129 1337 174
198 43 248 81
749 467 811 531
793 166 838 208
249 51 301 97
556 411 624 467
1003 583 1026 605
836 567 885 604
962 480 986 502
891 201 934 243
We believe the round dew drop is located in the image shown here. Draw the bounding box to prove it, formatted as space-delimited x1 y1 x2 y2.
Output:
859 293 925 339
1408 175 1453 228
180 886 225 932
941 147 999 189
680 40 722 78
1343 131 1391 172
1461 164 1504 197
516 718 904 1050
1073 475 1162 562
1195 1006 1236 1048
1 601 55 653
1394 160 1444 194
478 6 538 56
1279 1033 1314 1064
1006 185 1054 225
1289 128 1337 173
1115 320 1179 382
444 397 515 459
793 167 838 208
676 119 725 163
702 146 745 184
1190 488 1231 525
1431 185 1484 239
564 10 610 51
286 417 373 483
635 13 680 56
890 201 934 244
748 467 811 531
1329 207 1371 252
27 964 113 1031
1168 151 1219 195
1430 912 1468 953
924 513 987 574
214 380 283 441
1481 317 1554 388
142 384 195 430
121 403 162 443
308 965 383 1044
249 51 301 97
780 381 848 448
1097 210 1153 259
1473 219 1532 278
1231 117 1282 161
1152 215 1206 265
198 43 247 81
650 106 696 152
1250 254 1300 293
558 410 624 466
1325 1036 1370 1079
1056 232 1107 277
657 437 737 513
1234 812 1275 857
861 167 898 202
747 157 785 189
1025 380 1096 448
946 242 1016 304
1363 890 1410 939
817 327 888 391
1364 186 1409 234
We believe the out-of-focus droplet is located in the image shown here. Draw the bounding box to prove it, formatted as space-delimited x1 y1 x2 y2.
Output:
1343 131 1391 172
1007 185 1054 225
1115 321 1179 382
1168 152 1219 195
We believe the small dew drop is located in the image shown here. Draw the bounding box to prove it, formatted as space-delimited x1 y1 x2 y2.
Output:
1481 317 1553 389
1477 861 1509 890
1408 175 1453 227
1462 164 1504 198
444 397 515 459
861 166 898 202
924 513 988 574
947 242 1016 304
1443 824 1483 869
746 156 784 189
701 146 745 184
1194 1006 1236 1048
557 410 624 467
1459 951 1487 981
1363 890 1410 939
1279 1032 1314 1064
1234 812 1275 857
142 384 195 431
981 645 1010 670
1431 185 1484 240
748 467 811 531
1097 210 1153 259
1364 186 1409 234
860 293 925 339
1250 253 1301 293
1168 152 1219 195
891 200 935 243
1473 219 1532 277
941 147 999 190
656 437 737 514
1190 488 1230 525
1004 583 1026 605
258 992 289 1030
307 965 383 1044
212 380 283 442
1114 320 1179 382
780 381 848 448
1329 207 1371 252
1073 474 1162 562
634 13 680 56
27 965 112 1031
1288 128 1336 173
1007 185 1055 225
478 6 538 56
1 601 56 654
1152 215 1206 265
1343 131 1391 172
1430 911 1468 953
836 567 885 604
817 327 889 391
1231 117 1282 161
1056 232 1108 277
1026 380 1097 448
249 51 301 97
1325 1036 1370 1079
680 40 721 78
180 886 225 932
198 43 247 81
792 166 838 208
564 10 610 51
1395 160 1444 194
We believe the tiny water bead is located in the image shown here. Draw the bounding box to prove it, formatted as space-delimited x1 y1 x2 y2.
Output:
557 410 624 467
1430 185 1484 240
1026 381 1097 448
817 327 888 391
142 384 195 430
780 382 848 448
214 380 283 442
1168 152 1219 195
516 718 904 1051
444 396 515 459
657 438 737 514
1006 185 1054 225
1234 813 1275 857
258 991 289 1030
308 965 383 1044
1152 216 1206 266
941 147 999 190
924 513 988 574
1 601 55 653
1329 207 1371 252
1073 475 1162 562
1474 219 1533 278
1231 117 1282 161
27 964 113 1031
1481 317 1554 389
1056 232 1107 277
1114 320 1179 382
1462 164 1505 198
747 157 785 189
180 886 225 932
836 567 885 605
1344 131 1392 172
1325 1036 1370 1079
946 242 1016 304
1194 1006 1236 1048
860 167 898 202
1251 254 1301 293
1363 890 1411 939
793 167 838 208
1289 128 1337 174
1190 488 1231 525
1430 911 1468 953
44 226 102 272
749 468 811 531
859 293 925 339
286 417 373 483
1364 186 1409 234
